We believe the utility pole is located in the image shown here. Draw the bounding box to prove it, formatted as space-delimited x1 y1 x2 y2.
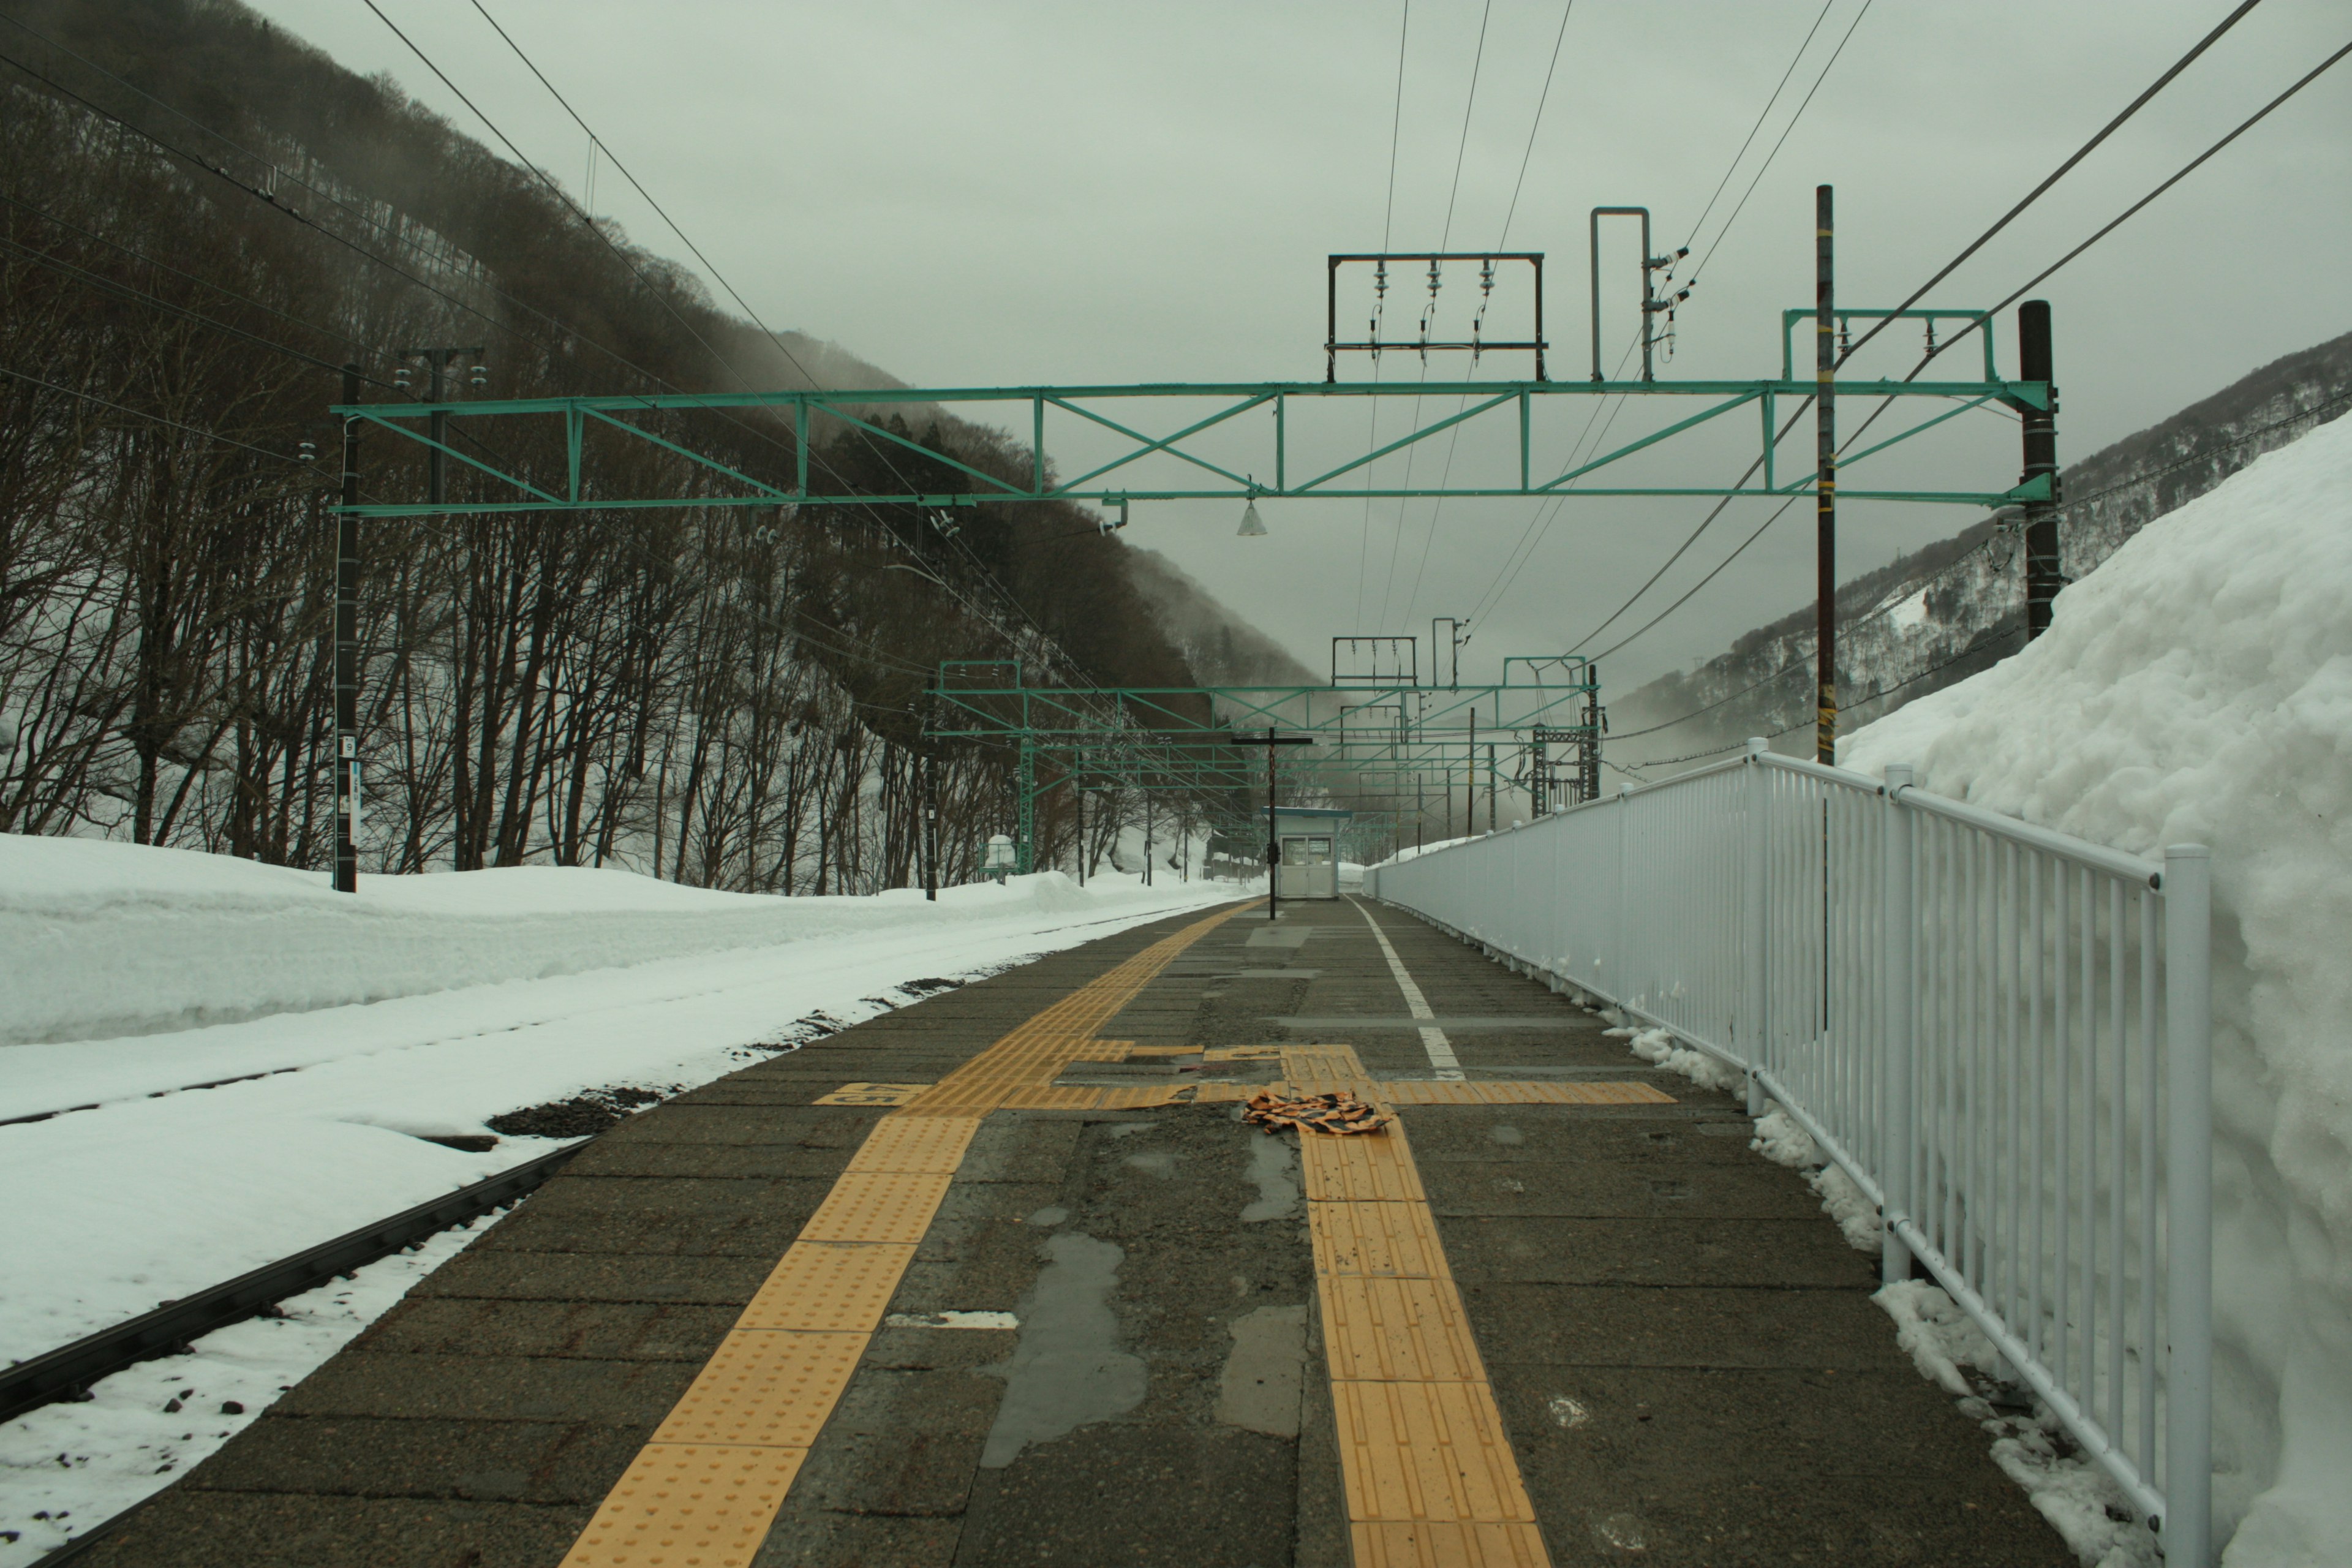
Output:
2020 300 2062 639
1487 742 1497 833
1814 184 1838 766
922 752 938 900
1466 708 1477 835
334 363 362 894
396 346 486 513
1581 666 1602 805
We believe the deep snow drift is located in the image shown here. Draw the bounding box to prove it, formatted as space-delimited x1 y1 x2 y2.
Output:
1846 411 2352 1566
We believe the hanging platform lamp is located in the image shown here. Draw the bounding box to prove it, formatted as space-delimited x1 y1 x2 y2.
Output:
1237 496 1267 537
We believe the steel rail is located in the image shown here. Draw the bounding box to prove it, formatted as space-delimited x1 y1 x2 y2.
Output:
0 1142 582 1425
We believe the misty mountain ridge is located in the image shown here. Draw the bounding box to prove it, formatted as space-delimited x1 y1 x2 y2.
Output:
1608 328 2352 775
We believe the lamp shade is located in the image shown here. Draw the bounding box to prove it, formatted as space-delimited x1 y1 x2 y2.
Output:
1237 499 1267 537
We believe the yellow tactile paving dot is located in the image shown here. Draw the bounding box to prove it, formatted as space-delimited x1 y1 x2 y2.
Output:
651 1330 865 1449
1321 1275 1490 1384
810 1082 933 1106
1332 1378 1539 1523
1309 1201 1451 1280
1479 1079 1678 1106
1378 1080 1490 1106
1300 1129 1428 1203
999 1086 1106 1110
559 1441 809 1568
842 1114 981 1176
794 1171 954 1243
734 1242 916 1333
1351 1521 1552 1568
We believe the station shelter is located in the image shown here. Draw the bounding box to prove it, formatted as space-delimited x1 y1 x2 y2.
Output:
1265 805 1352 900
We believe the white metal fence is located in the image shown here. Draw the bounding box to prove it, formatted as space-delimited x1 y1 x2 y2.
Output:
1366 741 2212 1566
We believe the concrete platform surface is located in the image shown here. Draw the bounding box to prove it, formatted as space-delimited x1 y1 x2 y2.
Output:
77 894 2072 1568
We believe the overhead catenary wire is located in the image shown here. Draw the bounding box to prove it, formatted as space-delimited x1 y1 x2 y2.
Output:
1354 0 1412 630
1609 383 2352 744
1464 0 1858 638
1838 0 2266 365
397 3 1112 701
1550 0 2294 679
0 20 796 447
1373 0 1491 630
1687 0 1873 283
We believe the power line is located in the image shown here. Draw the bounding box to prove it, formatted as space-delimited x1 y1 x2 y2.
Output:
1681 0 1834 251
1402 0 1578 633
1354 0 1412 630
1604 382 2352 744
0 21 756 422
1556 0 2268 672
0 363 323 470
1839 0 2264 364
1496 2 1574 249
0 189 367 351
1688 0 1873 282
1466 0 1850 636
421 4 1104 695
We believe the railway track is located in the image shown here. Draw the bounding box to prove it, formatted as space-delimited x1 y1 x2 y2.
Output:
1 1140 581 1428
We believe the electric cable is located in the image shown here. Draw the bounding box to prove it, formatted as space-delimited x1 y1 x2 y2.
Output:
0 189 368 351
1 363 330 470
1687 0 1873 282
0 21 780 435
1600 380 2352 745
1680 0 1833 252
1400 0 1577 633
460 1 1117 700
1839 0 2264 365
1373 0 1491 630
1464 0 1852 637
1353 0 1413 629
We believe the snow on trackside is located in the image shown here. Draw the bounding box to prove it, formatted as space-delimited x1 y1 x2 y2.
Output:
0 834 1186 1047
0 1215 490 1566
0 845 1239 1363
1845 410 2352 1564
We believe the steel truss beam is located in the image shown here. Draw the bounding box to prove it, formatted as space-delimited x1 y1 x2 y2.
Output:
329 307 2048 517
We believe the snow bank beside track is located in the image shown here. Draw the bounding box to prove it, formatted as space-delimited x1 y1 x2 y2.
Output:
1847 412 2352 1566
0 838 1134 1047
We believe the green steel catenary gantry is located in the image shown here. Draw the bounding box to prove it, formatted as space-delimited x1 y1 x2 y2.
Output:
326 307 2051 517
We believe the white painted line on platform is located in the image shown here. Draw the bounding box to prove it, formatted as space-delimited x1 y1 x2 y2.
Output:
1344 897 1464 1082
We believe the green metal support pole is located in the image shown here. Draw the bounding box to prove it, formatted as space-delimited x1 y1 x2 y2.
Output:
1016 738 1036 875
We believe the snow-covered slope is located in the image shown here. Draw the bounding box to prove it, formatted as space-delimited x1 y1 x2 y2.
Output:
1845 412 2352 1566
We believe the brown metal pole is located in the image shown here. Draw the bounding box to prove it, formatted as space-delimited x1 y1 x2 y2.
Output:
1265 729 1278 922
1814 184 1838 765
2019 300 2062 638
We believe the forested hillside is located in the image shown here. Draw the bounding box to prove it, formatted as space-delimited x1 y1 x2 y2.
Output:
1608 328 2352 772
0 0 1259 889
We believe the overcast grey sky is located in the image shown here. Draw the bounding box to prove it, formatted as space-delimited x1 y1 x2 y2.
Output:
247 0 2350 692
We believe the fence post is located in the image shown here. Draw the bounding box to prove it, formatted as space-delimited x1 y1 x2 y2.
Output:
2163 844 2212 1568
1742 739 1770 1117
1880 764 1918 1286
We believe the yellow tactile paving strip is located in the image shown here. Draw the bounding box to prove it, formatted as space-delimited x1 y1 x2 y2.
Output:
557 902 1253 1568
1287 1043 1558 1568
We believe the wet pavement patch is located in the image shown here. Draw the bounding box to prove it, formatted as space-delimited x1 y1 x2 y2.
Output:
977 1232 1144 1468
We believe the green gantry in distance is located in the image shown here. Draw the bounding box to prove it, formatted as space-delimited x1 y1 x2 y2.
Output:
927 659 1601 874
